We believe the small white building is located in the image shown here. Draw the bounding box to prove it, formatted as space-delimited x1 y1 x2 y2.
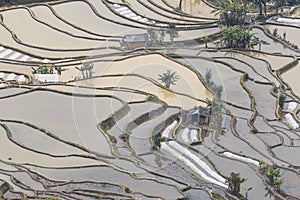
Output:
6 73 16 81
17 75 27 83
0 72 5 79
33 74 59 83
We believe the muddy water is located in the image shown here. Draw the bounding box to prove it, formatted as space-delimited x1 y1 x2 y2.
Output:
0 23 92 58
177 57 251 108
176 27 220 42
272 146 300 165
2 8 105 49
11 171 45 190
73 54 209 105
250 53 295 71
130 107 180 155
253 116 275 133
5 122 89 156
207 152 274 200
142 0 207 22
73 75 204 109
108 102 162 138
281 62 300 97
0 126 99 167
223 52 280 85
217 116 269 162
0 160 18 171
251 28 297 55
124 0 204 24
264 24 300 47
215 57 267 82
245 81 277 119
29 165 185 199
52 1 145 37
30 5 105 39
235 118 283 166
0 173 34 196
46 85 147 102
280 169 300 198
164 0 217 19
0 90 122 156
226 104 254 119
89 0 149 29
257 132 281 147
0 87 29 98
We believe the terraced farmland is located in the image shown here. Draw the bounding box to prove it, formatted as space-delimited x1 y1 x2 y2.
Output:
0 0 300 199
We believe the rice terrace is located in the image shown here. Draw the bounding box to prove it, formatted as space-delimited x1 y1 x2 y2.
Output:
0 0 300 199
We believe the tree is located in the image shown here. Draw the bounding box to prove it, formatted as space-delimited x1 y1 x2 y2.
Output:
227 172 246 196
202 35 210 48
83 61 94 78
211 0 252 26
166 23 178 43
76 62 94 79
218 26 268 49
259 161 284 192
54 66 66 75
179 0 183 11
253 0 272 18
279 94 286 109
75 65 86 79
158 70 179 89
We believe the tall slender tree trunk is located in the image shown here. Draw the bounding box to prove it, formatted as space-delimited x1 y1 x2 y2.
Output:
259 3 263 17
179 0 183 11
263 1 267 16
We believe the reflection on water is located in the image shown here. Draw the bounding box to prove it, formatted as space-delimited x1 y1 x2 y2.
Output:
158 88 176 99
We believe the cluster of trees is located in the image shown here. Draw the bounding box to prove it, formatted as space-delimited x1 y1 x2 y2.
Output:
75 61 94 79
259 161 284 192
226 172 252 198
31 65 65 75
212 0 268 49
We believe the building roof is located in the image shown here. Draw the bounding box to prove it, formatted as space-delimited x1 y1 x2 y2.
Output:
190 106 210 118
17 75 27 83
6 73 16 81
34 74 59 83
124 33 148 43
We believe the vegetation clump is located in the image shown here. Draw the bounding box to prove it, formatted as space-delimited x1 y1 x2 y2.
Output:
75 61 94 79
259 161 284 192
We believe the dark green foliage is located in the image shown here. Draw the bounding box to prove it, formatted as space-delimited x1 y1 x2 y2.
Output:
279 94 286 109
227 172 246 196
259 161 284 192
217 26 268 49
212 0 252 26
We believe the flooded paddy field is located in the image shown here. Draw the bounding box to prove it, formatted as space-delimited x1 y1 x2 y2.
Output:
0 0 300 199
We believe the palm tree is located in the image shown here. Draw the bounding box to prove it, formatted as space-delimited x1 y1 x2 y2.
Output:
54 66 66 75
75 65 86 79
254 0 270 17
158 70 179 89
83 62 94 78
